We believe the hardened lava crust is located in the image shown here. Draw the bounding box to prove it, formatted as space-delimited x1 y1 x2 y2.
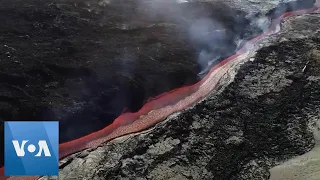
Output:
1 0 320 179
42 7 320 180
0 0 265 162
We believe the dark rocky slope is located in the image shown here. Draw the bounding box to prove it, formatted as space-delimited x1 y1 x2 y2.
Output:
3 0 300 168
0 0 268 167
48 13 320 180
0 0 262 145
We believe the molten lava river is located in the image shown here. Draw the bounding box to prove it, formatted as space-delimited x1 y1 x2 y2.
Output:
1 0 320 179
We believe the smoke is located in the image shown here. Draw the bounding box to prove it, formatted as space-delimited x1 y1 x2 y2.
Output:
119 48 137 79
135 0 249 77
251 16 270 32
316 0 320 7
188 18 228 75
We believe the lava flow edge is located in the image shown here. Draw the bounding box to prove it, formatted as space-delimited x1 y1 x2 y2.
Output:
1 1 320 179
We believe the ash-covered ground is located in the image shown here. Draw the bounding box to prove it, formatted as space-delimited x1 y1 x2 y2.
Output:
47 7 320 180
0 0 279 166
0 0 263 147
1 0 320 179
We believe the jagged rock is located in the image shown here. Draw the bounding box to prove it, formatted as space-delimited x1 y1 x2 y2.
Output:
0 0 275 145
40 5 320 180
1 0 306 164
1 0 319 179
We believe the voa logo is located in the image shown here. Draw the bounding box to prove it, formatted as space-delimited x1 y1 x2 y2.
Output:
12 140 51 157
4 121 59 176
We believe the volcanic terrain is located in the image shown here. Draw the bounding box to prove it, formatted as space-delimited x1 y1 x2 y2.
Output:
1 0 320 180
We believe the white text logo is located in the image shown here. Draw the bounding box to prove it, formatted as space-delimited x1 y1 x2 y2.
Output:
12 140 51 157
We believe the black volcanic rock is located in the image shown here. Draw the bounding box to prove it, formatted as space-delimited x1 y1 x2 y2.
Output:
48 8 320 180
0 0 270 166
1 0 320 179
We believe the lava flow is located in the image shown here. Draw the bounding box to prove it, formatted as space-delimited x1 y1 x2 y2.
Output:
1 1 320 180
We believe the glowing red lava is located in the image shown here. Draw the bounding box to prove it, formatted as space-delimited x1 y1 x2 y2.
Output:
1 2 319 180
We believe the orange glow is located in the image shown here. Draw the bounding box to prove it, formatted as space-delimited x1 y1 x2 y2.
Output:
1 5 319 180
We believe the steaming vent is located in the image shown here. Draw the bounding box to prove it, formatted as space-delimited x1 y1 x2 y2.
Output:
185 9 271 77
